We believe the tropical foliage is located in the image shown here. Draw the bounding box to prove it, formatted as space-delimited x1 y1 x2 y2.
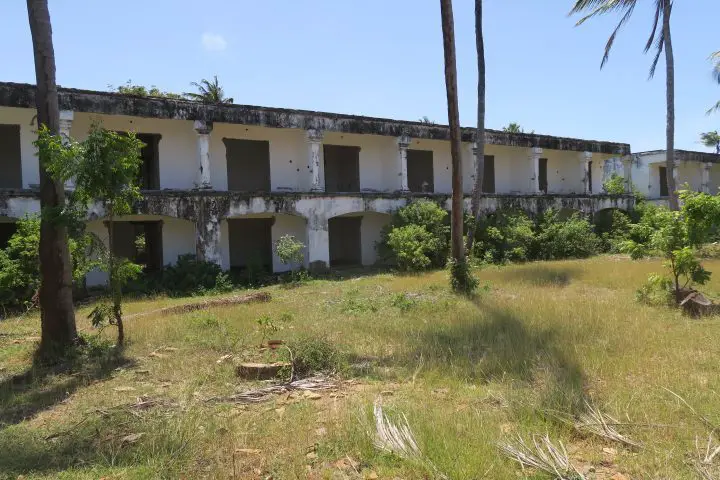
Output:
700 130 720 154
184 75 234 104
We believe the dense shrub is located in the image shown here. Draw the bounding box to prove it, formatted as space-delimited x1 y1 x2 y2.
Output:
594 209 632 253
288 336 345 377
380 200 450 270
534 210 602 260
471 210 536 263
154 254 233 297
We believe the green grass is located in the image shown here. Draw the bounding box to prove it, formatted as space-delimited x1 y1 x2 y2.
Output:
1 256 720 478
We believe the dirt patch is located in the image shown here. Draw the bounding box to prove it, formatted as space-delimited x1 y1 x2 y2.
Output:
125 291 271 320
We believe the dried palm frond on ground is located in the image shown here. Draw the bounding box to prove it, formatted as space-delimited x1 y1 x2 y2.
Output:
498 434 585 480
575 401 642 449
695 434 720 480
207 375 336 404
372 397 448 479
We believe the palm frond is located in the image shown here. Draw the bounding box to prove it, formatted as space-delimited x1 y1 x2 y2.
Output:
570 0 638 69
648 28 665 79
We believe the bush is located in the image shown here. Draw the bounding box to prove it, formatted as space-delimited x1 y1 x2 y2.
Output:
447 257 478 294
155 254 231 297
274 234 307 282
635 273 675 307
288 336 345 377
603 173 626 195
380 200 449 270
594 209 632 253
471 210 536 263
534 210 601 260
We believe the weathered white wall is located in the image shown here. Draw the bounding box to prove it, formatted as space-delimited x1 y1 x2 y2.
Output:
210 124 309 192
84 214 195 286
71 113 197 190
0 106 40 189
360 212 391 265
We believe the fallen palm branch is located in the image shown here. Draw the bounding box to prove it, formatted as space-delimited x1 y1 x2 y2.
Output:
207 375 336 404
125 291 271 320
695 434 720 480
372 397 447 479
575 401 642 449
498 434 585 480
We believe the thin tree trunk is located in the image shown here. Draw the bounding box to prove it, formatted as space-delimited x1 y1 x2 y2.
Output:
663 1 678 211
27 0 77 357
106 214 124 346
439 0 465 269
466 0 486 254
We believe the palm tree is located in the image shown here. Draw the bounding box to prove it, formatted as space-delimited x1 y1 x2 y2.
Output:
439 0 466 288
503 122 524 133
700 131 720 154
184 75 234 104
708 51 720 114
26 0 78 357
466 0 486 254
571 0 678 210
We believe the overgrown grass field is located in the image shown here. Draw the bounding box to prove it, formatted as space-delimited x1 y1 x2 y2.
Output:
1 256 720 479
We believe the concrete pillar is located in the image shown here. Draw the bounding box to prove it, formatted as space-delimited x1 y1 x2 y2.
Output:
194 120 213 189
306 215 329 272
307 129 324 192
59 110 75 190
580 152 592 194
397 134 411 192
702 162 712 194
195 196 222 265
622 155 633 193
529 147 543 194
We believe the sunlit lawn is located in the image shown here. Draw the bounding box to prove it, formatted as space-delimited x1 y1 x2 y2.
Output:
1 256 719 479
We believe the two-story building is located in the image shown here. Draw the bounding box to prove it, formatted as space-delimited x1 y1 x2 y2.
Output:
0 82 633 283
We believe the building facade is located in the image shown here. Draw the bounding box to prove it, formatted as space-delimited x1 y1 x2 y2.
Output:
0 82 634 283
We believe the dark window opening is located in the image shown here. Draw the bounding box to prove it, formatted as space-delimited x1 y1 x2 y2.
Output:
227 217 273 271
324 145 360 193
136 133 161 190
110 221 163 272
659 166 669 197
0 222 18 249
482 155 495 193
329 216 362 266
539 158 548 194
407 150 434 193
224 139 271 192
0 124 22 189
588 160 593 193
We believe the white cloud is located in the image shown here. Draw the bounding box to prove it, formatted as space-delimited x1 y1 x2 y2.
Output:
201 32 227 52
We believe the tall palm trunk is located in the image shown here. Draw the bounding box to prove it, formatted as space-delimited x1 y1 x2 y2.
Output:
663 1 678 211
27 0 77 357
439 0 464 267
466 0 485 253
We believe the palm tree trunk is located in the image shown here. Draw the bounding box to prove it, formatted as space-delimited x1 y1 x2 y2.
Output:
663 1 678 211
27 0 77 358
440 0 465 267
466 0 485 254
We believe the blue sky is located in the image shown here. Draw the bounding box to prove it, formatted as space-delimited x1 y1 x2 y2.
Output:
1 1 718 152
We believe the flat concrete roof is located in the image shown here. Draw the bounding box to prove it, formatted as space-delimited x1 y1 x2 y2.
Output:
0 81 631 155
635 149 720 163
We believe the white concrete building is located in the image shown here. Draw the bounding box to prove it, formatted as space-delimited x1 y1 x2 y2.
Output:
0 82 634 283
621 150 720 202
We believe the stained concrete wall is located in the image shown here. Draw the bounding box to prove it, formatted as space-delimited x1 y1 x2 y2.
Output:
360 212 391 265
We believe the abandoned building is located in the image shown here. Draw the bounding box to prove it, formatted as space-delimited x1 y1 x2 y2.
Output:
0 82 637 284
624 150 720 202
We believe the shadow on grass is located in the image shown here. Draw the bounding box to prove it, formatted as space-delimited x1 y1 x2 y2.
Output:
400 301 587 413
0 341 134 427
495 264 582 288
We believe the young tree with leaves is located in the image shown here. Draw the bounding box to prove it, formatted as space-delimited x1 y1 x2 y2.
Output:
571 0 678 211
27 0 78 358
43 125 145 346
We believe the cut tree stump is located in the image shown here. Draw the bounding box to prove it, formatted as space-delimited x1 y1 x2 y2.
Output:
236 362 291 380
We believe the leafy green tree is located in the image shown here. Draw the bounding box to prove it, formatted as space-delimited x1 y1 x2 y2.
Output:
700 130 720 154
114 80 183 99
43 124 145 346
184 76 233 104
571 0 678 211
620 191 720 303
603 173 626 194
